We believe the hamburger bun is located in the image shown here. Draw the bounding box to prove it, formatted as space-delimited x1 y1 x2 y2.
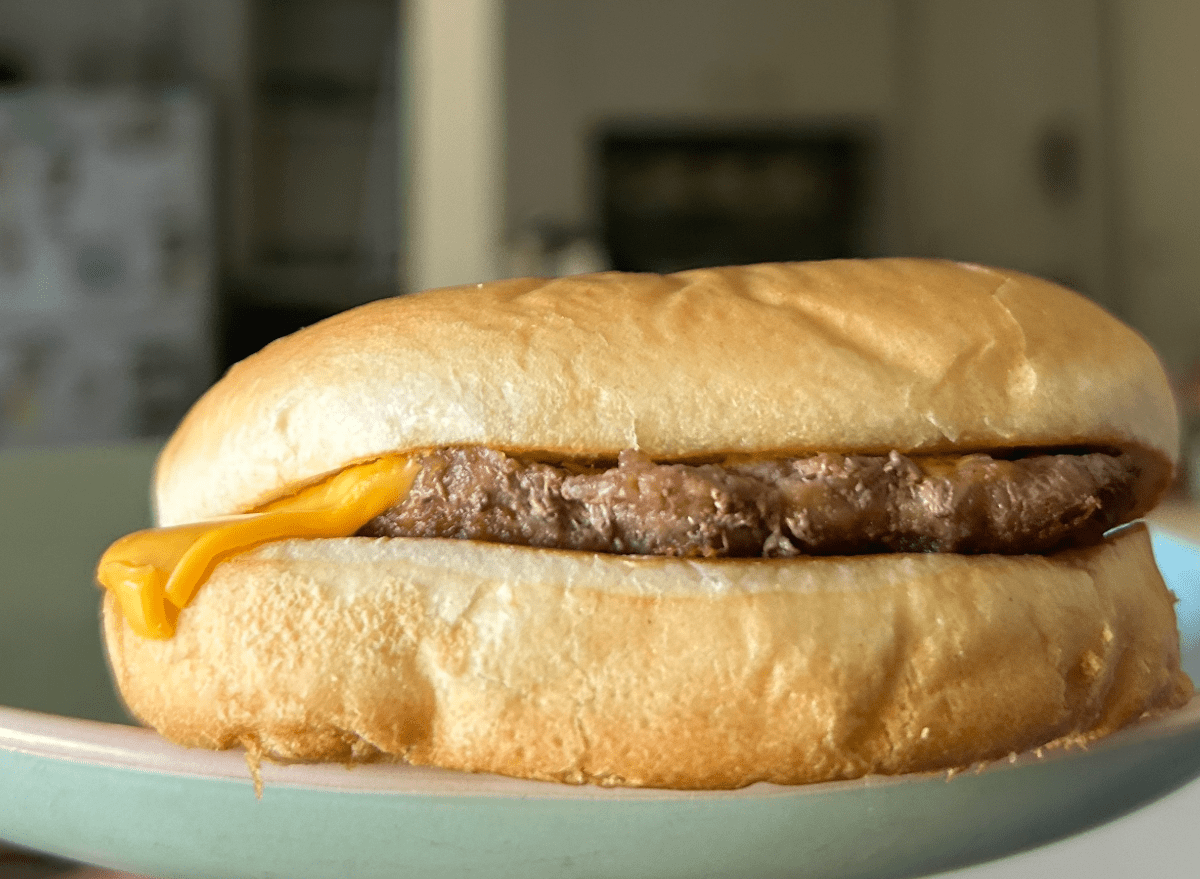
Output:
154 258 1177 525
104 523 1189 788
102 258 1192 788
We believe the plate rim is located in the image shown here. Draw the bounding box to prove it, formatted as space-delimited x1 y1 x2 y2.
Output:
3 696 1199 801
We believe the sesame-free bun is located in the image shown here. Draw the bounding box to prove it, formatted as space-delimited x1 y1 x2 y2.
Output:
154 259 1178 526
106 259 1192 789
103 524 1191 788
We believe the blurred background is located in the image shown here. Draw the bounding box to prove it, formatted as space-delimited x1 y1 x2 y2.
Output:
0 0 1197 488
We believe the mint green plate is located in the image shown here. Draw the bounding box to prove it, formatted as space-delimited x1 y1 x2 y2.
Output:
2 444 1200 879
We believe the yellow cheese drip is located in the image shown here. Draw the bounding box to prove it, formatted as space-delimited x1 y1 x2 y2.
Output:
97 456 420 640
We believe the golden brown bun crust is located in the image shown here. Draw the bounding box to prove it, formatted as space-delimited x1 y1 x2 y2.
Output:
154 259 1179 526
103 524 1192 788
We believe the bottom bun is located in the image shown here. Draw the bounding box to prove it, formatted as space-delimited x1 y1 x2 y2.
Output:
103 523 1192 789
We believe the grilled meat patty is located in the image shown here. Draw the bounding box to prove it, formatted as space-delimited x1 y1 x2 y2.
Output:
359 447 1139 557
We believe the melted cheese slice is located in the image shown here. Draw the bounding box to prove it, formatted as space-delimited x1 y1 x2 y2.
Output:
97 456 420 640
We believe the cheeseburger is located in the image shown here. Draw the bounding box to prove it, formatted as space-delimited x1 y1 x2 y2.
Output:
98 258 1192 789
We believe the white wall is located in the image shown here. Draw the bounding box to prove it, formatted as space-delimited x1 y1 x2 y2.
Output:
900 0 1113 307
503 1 1116 300
402 0 505 292
1112 0 1200 375
504 0 900 242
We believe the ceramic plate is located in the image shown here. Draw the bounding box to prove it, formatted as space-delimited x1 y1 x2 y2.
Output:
2 499 1199 879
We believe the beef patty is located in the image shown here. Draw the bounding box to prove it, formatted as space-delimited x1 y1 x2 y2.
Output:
359 447 1140 557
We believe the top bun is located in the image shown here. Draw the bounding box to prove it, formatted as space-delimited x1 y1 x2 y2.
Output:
156 259 1178 526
